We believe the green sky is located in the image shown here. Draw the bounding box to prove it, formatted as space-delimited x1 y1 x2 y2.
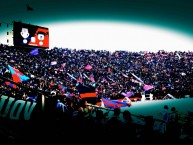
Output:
0 0 193 37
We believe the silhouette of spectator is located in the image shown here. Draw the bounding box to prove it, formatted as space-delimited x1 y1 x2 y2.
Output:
105 108 123 139
142 116 154 142
159 105 169 134
122 110 137 141
167 107 181 140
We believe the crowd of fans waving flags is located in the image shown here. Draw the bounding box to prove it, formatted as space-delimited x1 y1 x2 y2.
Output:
3 54 154 111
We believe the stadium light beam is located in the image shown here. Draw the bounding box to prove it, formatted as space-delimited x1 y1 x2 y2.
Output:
46 21 193 52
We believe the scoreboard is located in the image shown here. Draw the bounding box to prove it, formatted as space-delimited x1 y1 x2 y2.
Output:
13 21 49 49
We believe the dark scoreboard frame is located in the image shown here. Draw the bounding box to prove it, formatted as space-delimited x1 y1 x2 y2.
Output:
13 21 49 49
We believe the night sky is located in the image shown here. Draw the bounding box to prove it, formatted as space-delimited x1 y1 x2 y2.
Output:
0 0 193 45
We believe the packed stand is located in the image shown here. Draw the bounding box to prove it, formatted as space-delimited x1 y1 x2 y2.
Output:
0 44 193 141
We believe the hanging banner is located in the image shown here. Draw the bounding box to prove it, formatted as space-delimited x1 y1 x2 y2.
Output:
0 95 37 120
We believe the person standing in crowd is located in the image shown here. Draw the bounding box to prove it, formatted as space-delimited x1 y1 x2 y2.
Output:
122 110 137 141
159 105 170 135
105 108 123 139
167 107 181 140
56 99 67 113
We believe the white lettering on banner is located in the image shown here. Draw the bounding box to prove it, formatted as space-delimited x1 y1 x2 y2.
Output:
24 102 37 120
0 95 37 120
1 97 15 117
9 100 25 120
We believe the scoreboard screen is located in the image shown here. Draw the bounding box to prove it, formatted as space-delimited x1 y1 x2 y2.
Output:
13 21 49 49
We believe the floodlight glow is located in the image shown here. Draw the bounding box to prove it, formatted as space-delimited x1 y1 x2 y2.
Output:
46 21 193 52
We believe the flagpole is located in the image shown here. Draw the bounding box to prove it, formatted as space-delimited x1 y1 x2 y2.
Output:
42 94 45 111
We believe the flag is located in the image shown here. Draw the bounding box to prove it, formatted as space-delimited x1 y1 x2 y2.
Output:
108 67 112 73
8 65 30 83
58 85 66 92
76 84 96 99
162 86 166 91
83 73 89 80
51 61 57 65
77 76 83 83
90 75 95 82
61 63 66 68
85 64 92 70
5 81 17 89
26 96 37 102
26 4 34 11
67 73 77 81
30 48 38 56
122 73 128 78
121 91 133 98
112 100 129 107
131 73 144 83
176 53 181 59
101 77 107 83
110 82 117 86
122 97 132 106
102 98 128 109
143 84 154 91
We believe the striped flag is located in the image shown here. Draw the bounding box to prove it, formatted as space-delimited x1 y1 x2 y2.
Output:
76 84 96 99
8 65 30 83
58 84 66 92
102 98 128 109
5 81 17 89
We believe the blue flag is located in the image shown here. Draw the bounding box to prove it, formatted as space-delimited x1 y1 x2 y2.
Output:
30 48 38 56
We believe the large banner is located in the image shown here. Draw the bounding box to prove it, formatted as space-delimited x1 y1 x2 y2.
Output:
13 21 49 49
0 95 37 120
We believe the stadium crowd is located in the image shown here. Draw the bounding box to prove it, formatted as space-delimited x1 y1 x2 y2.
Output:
0 44 193 141
0 44 192 100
